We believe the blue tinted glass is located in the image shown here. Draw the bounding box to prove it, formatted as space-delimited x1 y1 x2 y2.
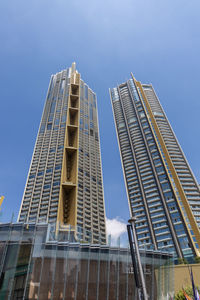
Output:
38 171 44 176
50 101 56 113
44 184 51 189
90 108 93 120
161 182 170 191
55 165 62 170
40 124 45 133
156 166 164 173
29 174 35 179
84 85 88 99
62 116 66 122
164 191 173 200
60 79 65 94
58 145 64 150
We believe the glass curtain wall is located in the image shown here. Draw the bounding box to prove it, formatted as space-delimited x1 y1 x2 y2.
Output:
0 223 173 300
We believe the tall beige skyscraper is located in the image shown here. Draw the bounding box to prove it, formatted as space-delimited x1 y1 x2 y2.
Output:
18 63 106 244
110 74 200 260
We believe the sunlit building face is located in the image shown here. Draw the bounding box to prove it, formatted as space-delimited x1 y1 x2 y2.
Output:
110 74 200 260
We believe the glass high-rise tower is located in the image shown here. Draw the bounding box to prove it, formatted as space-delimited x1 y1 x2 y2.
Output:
18 63 106 244
110 74 200 259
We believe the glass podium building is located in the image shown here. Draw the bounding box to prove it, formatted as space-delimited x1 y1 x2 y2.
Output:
110 74 200 260
0 223 173 300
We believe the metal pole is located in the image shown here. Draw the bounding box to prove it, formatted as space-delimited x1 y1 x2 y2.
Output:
127 224 140 289
128 217 148 300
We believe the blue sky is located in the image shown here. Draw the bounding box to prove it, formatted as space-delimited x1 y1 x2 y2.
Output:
0 0 200 224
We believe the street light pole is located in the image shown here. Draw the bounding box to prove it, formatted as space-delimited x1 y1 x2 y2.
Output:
128 217 148 300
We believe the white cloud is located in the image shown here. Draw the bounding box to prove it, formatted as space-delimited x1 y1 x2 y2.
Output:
106 217 127 240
